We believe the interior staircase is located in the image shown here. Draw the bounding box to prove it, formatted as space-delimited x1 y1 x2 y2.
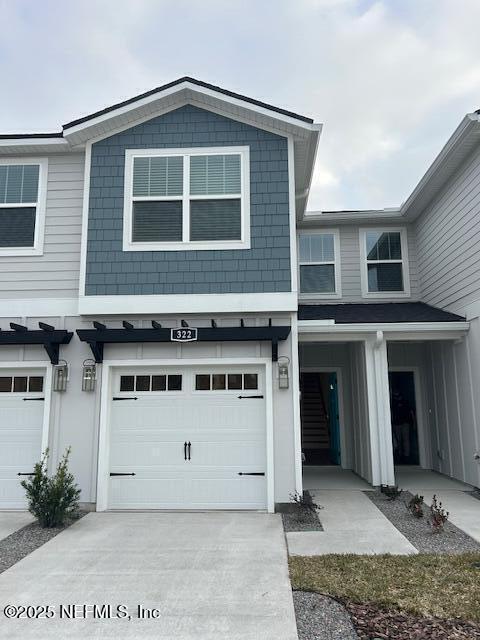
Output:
300 372 330 464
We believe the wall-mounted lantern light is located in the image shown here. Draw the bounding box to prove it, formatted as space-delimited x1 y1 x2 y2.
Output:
82 359 97 392
277 356 290 390
53 360 69 392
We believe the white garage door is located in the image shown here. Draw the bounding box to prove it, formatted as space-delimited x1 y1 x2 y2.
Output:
0 370 45 509
108 365 267 510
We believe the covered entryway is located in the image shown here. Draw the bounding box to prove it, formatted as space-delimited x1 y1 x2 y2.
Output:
106 364 268 510
0 369 47 509
298 302 471 489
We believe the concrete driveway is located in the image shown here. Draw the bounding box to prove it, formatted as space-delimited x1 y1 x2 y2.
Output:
0 512 33 541
0 512 298 640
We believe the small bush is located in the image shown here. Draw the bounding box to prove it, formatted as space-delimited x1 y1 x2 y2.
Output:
406 493 424 518
21 447 80 528
430 494 449 533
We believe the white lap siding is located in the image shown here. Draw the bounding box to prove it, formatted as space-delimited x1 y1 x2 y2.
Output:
0 153 84 299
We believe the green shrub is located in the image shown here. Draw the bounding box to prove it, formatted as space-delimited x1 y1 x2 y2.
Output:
21 447 80 528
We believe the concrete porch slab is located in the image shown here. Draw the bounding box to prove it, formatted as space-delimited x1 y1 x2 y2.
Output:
303 467 372 491
287 490 417 556
0 511 298 640
395 468 480 543
0 512 33 541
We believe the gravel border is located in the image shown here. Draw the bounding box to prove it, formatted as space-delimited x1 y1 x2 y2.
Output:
366 491 480 553
0 512 87 575
293 591 358 639
282 510 324 532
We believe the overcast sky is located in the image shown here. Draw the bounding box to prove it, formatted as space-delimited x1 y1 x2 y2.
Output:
1 0 479 211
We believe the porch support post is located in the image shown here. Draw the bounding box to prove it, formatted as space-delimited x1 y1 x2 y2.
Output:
364 332 395 486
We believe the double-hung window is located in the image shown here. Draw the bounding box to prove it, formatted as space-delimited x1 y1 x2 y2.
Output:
361 228 410 296
124 147 249 251
0 159 47 256
298 231 340 297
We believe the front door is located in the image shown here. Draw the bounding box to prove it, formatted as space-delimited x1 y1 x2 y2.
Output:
389 371 419 465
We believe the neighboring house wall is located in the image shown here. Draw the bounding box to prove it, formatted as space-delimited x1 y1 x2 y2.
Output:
427 336 480 487
299 222 419 302
413 142 480 488
415 144 480 313
86 105 291 296
0 153 84 299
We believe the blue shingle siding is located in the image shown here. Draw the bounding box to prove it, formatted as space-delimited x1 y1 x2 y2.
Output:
85 105 291 296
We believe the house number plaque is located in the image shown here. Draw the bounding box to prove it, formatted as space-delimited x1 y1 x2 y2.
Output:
170 328 198 342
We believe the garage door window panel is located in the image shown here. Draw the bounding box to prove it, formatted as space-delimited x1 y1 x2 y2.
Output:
119 374 182 393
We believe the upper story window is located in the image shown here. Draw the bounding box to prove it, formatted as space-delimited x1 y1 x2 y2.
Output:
298 230 340 297
123 147 250 251
360 228 410 297
0 159 47 256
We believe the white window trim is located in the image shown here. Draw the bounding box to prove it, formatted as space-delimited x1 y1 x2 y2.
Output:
298 229 341 299
0 157 48 257
359 227 411 298
123 146 250 251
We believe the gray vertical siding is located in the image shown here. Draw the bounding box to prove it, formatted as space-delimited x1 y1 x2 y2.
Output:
414 144 480 313
86 105 291 296
0 153 84 299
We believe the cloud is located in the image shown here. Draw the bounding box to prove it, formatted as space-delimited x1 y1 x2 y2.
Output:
0 0 479 210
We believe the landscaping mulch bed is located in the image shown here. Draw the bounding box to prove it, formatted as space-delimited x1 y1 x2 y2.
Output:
293 591 358 639
282 510 323 532
366 490 480 553
344 600 480 639
0 512 87 575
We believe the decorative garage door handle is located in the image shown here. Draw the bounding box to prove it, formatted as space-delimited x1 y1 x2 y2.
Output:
237 395 264 399
184 441 187 461
17 472 35 476
23 397 45 401
112 397 138 401
187 441 191 460
238 472 265 476
109 472 136 476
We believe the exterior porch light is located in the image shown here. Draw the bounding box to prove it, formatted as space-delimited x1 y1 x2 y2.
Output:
277 356 290 389
82 359 97 392
53 360 69 392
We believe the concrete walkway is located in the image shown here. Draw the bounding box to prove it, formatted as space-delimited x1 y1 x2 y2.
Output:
0 512 33 541
0 512 298 640
287 490 417 556
396 468 480 543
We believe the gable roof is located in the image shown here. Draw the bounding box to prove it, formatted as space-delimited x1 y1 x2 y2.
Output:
62 77 314 130
0 77 321 218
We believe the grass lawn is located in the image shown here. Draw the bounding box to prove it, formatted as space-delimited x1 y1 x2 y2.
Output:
289 553 480 622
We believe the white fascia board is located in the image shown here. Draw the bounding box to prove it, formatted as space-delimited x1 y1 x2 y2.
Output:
0 138 70 156
297 320 469 333
78 292 298 316
63 81 320 140
399 113 480 220
300 209 402 225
